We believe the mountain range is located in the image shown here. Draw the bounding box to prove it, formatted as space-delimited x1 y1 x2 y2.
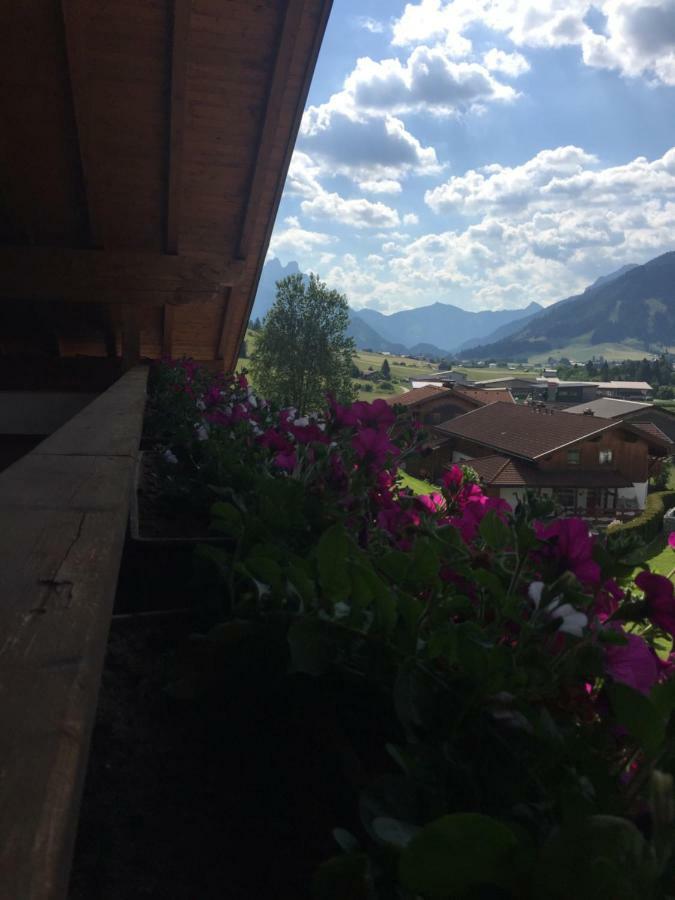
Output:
463 252 675 360
252 258 544 358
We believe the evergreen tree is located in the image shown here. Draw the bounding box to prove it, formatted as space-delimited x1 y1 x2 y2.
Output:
381 358 391 379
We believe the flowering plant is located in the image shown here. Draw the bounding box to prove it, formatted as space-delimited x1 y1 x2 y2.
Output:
149 359 675 898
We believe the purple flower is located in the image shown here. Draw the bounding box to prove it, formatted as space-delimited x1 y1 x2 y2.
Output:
635 571 675 636
605 630 659 695
668 533 675 549
535 517 601 585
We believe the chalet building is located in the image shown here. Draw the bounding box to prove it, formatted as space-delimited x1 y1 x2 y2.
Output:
535 378 599 406
434 402 670 515
388 384 513 428
473 376 541 400
565 397 675 444
410 369 469 388
392 386 513 481
596 381 653 400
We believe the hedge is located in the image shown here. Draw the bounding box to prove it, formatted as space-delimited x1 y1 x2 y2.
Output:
606 490 675 550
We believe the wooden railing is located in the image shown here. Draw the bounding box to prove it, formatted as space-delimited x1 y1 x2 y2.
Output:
0 366 148 900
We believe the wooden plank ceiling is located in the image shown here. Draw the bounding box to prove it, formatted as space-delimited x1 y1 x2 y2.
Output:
0 0 332 387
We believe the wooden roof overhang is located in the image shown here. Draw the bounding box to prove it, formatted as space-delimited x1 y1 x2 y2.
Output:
0 0 332 389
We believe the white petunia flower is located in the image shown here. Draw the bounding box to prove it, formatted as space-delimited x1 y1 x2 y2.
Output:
294 416 309 427
528 581 587 637
163 449 178 465
196 424 209 442
196 399 206 411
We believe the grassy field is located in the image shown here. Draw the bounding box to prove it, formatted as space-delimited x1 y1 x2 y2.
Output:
453 366 535 382
526 339 661 364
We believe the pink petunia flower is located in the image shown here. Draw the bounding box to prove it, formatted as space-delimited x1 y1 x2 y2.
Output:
668 533 675 549
604 630 659 695
535 517 601 585
635 571 675 636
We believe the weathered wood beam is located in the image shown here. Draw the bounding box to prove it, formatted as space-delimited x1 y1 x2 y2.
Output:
61 0 102 248
162 303 176 357
121 306 141 369
165 0 191 255
235 0 306 262
0 367 148 900
0 247 245 301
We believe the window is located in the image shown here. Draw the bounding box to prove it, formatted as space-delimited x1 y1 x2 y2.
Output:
553 488 575 509
567 450 581 465
599 449 613 465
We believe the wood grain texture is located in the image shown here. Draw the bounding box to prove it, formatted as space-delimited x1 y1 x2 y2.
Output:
0 366 147 900
166 0 192 255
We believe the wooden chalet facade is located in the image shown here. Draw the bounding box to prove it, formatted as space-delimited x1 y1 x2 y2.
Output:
0 3 333 897
434 402 671 515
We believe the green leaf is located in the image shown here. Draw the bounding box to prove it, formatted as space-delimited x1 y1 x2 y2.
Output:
210 501 243 536
608 683 666 756
317 524 351 603
426 625 458 663
394 665 434 731
194 543 231 580
479 510 511 550
287 620 335 675
651 678 675 722
412 538 440 583
399 813 518 897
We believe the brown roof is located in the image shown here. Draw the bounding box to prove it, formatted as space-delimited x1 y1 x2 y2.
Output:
631 422 674 445
465 455 632 488
386 385 450 407
453 385 514 405
437 402 619 461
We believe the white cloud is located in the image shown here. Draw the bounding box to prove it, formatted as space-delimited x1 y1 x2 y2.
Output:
403 212 420 225
268 224 337 260
483 48 531 77
300 107 441 186
355 15 386 34
342 46 517 116
301 191 401 229
392 0 675 86
358 178 403 194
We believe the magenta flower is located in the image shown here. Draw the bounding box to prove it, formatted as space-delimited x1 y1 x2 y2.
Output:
593 579 624 620
535 517 601 585
668 533 675 549
273 449 297 471
442 466 464 491
351 399 396 429
635 571 675 636
604 630 659 695
351 428 398 465
416 492 446 515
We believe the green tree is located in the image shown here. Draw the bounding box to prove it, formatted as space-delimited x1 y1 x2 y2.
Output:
250 317 262 332
381 358 391 379
251 273 356 411
239 339 248 359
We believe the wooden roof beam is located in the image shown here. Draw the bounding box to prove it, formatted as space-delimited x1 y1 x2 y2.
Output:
165 0 191 255
61 0 102 248
235 0 306 263
0 247 245 301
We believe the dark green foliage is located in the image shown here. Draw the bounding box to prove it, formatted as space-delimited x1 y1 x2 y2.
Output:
251 273 356 412
380 358 391 379
238 339 248 359
607 490 675 549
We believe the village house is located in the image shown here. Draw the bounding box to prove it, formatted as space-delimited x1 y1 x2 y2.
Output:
433 402 671 515
389 385 513 480
564 397 675 444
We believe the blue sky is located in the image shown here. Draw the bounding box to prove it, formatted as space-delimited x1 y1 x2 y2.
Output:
267 0 675 313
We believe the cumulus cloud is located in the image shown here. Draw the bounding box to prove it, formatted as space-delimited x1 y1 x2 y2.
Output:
392 0 675 86
301 191 401 228
268 223 337 260
342 46 517 115
299 107 441 186
483 48 531 77
403 212 420 225
359 178 403 194
354 15 386 34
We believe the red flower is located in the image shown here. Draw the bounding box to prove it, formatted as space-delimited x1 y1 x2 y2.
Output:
635 571 675 636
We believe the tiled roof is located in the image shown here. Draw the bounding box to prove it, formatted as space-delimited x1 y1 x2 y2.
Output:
632 422 674 445
564 398 652 418
465 455 631 488
437 402 618 461
597 381 652 391
453 385 514 405
385 385 449 407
